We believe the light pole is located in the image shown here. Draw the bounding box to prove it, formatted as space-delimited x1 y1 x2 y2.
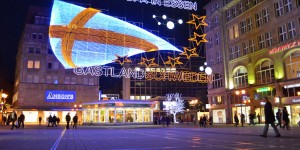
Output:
1 93 8 125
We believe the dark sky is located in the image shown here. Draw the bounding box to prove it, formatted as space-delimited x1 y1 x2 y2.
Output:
0 0 210 101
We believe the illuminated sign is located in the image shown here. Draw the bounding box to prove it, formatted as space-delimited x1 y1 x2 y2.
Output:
284 83 300 89
73 66 212 83
269 40 300 54
45 90 76 102
256 87 271 93
234 104 245 106
127 0 197 11
49 0 181 69
260 102 266 105
292 99 300 103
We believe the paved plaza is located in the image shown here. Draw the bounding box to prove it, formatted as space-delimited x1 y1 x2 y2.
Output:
0 124 299 150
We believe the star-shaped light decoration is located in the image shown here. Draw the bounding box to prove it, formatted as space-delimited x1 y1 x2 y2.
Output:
113 54 132 66
180 47 199 59
138 57 158 68
186 14 208 30
188 33 208 46
164 56 183 68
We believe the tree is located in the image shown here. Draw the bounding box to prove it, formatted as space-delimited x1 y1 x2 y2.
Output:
165 93 185 123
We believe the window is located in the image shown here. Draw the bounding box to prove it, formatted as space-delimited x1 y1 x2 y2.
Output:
47 62 53 69
31 33 37 39
228 24 239 40
253 0 258 5
83 78 88 84
234 67 248 88
35 48 41 54
246 0 251 10
210 4 215 13
255 60 275 84
89 78 94 85
208 37 213 49
239 2 244 14
215 2 220 9
226 10 232 21
213 73 223 88
38 34 43 40
242 42 249 55
274 1 284 17
235 46 241 58
33 76 39 83
64 76 70 84
255 12 263 27
265 31 272 47
46 75 52 83
232 7 237 18
285 51 300 79
262 8 269 24
26 75 33 83
278 24 287 42
230 47 235 60
249 39 256 52
27 60 33 68
34 61 40 69
215 33 220 45
287 21 296 39
284 0 292 13
240 19 247 34
258 34 265 49
214 16 218 24
34 16 50 25
71 77 76 84
216 51 221 64
28 47 34 53
247 17 253 31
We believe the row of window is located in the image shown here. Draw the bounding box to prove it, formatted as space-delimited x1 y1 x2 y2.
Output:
28 46 53 55
26 74 95 85
207 51 222 66
27 60 59 70
34 16 50 25
207 33 220 49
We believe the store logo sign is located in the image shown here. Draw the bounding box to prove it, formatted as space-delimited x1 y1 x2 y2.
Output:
292 99 300 103
45 90 76 102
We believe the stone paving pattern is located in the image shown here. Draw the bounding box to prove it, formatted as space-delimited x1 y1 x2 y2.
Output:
0 124 299 150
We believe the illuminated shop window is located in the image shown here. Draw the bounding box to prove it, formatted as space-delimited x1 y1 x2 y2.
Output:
234 67 248 89
255 60 275 84
285 51 300 79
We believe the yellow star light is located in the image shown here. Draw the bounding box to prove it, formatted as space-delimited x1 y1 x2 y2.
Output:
113 54 132 66
164 56 183 68
188 33 208 46
180 47 199 59
186 14 208 30
139 57 158 68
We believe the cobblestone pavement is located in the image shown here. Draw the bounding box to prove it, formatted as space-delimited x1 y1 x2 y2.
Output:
0 124 299 150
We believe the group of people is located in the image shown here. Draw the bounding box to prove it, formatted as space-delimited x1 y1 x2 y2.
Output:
275 107 290 130
3 110 26 130
65 113 79 129
46 114 60 127
198 115 213 127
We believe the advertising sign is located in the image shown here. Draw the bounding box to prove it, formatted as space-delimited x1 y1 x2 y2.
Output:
212 109 226 123
45 90 76 102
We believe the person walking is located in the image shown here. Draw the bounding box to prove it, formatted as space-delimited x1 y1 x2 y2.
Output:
260 97 281 137
249 113 255 126
72 114 78 129
257 113 261 124
275 109 282 128
282 107 290 130
241 113 245 127
52 114 57 127
66 113 71 129
10 110 18 130
18 112 25 128
47 115 53 127
234 113 239 127
38 116 42 125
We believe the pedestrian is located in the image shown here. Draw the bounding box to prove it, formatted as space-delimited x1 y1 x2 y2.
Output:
57 117 60 126
165 115 170 126
202 115 207 128
257 113 261 124
10 110 18 130
209 116 213 126
249 113 255 126
234 113 239 127
275 109 282 128
47 115 53 127
2 116 7 125
282 107 290 130
193 117 197 126
66 113 71 129
18 112 25 128
241 113 245 127
52 114 57 127
72 114 78 129
38 116 42 125
199 116 203 127
260 97 281 137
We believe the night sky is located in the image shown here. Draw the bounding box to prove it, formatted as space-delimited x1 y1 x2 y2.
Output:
0 0 210 102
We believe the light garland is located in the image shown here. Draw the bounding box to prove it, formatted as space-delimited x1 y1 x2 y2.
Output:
186 14 208 30
114 55 132 66
139 57 158 67
179 47 198 59
188 32 208 46
164 56 183 68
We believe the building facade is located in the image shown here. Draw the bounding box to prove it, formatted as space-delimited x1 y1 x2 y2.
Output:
205 0 300 124
13 6 99 124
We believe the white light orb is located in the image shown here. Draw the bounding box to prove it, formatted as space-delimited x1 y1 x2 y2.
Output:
205 67 212 75
204 62 207 66
135 67 141 71
152 15 156 18
178 19 183 24
199 66 204 71
167 21 174 29
162 15 167 19
158 22 161 25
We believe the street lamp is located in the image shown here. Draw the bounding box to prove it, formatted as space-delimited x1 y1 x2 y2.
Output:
199 62 212 75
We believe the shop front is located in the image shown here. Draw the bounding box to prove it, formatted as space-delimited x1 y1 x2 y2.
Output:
212 109 226 123
82 100 155 124
282 97 300 125
231 104 251 124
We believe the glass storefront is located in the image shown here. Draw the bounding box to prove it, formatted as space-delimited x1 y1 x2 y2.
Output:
44 111 58 122
291 105 300 124
232 106 251 124
62 111 76 123
23 111 38 122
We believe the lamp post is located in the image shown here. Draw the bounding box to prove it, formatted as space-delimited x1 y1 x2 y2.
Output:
235 90 246 120
1 93 8 125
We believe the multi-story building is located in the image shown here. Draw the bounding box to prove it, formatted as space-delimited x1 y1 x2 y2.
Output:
204 0 300 124
13 6 99 124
